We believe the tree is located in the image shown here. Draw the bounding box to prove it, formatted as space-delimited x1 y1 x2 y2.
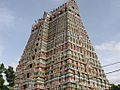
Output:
0 64 5 73
0 64 5 89
110 84 120 90
5 66 15 87
0 75 5 89
0 63 15 90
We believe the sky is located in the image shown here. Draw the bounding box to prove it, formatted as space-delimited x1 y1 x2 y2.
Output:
0 0 120 84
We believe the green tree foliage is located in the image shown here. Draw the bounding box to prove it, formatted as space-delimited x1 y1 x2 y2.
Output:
0 64 5 73
0 75 5 89
110 84 120 90
5 66 15 87
0 64 5 89
0 63 15 90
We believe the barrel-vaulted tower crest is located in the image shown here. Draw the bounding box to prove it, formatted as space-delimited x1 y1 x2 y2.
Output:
15 0 109 90
68 0 79 13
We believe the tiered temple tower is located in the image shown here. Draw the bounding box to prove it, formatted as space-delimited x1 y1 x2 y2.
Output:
15 0 110 90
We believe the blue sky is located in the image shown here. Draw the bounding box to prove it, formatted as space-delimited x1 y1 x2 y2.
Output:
0 0 120 84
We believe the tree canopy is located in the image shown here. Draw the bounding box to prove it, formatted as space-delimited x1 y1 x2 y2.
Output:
0 63 15 90
110 84 120 90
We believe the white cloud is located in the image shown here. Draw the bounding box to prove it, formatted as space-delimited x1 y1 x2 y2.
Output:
95 41 120 52
95 41 120 64
95 41 120 84
107 72 120 84
0 7 15 29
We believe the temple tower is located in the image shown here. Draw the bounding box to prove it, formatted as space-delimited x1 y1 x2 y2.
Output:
15 0 109 90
